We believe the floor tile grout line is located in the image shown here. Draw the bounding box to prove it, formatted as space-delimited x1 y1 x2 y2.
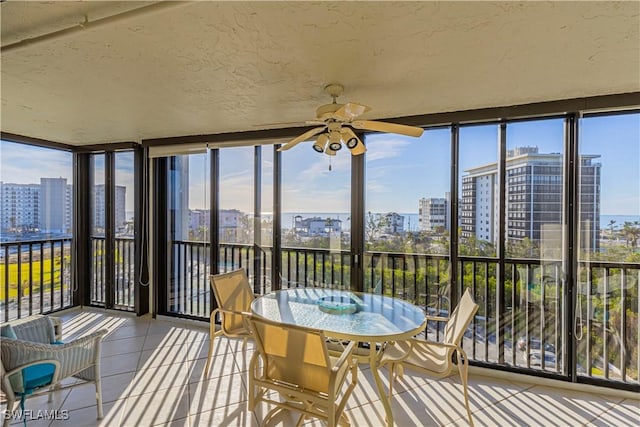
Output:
17 310 634 427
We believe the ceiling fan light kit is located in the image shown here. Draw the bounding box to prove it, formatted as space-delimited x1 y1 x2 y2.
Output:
341 127 360 149
313 134 329 153
277 83 424 156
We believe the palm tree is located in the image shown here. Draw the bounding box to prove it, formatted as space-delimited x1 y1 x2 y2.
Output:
607 219 617 239
621 221 640 248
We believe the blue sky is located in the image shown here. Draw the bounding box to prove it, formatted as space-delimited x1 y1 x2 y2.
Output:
1 112 638 216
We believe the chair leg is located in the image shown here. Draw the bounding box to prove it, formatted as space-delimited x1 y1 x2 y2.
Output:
3 398 15 427
388 363 396 400
95 379 104 419
457 351 474 427
248 351 259 411
204 321 217 378
338 411 351 427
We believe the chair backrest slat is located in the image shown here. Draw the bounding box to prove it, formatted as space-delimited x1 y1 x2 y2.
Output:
444 288 479 345
210 269 254 332
251 317 331 394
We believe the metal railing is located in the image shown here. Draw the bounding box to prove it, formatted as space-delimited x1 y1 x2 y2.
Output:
576 260 640 385
2 234 636 389
0 237 73 321
281 247 351 290
167 241 351 316
90 236 135 310
3 236 637 387
163 240 639 388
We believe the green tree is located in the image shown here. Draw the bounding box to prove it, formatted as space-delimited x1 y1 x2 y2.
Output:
621 221 640 248
365 212 390 242
607 219 617 238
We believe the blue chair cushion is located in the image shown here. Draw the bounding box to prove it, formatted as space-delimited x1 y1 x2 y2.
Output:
20 363 56 395
0 324 17 339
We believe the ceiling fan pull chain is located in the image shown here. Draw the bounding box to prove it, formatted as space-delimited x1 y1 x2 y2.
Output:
329 156 332 171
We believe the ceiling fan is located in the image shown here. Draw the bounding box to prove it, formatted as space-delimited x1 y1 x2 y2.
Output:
277 84 424 156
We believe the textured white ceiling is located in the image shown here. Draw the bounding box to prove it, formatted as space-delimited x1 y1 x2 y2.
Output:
1 1 639 146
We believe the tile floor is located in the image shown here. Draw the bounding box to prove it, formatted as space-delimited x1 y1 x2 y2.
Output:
2 308 638 427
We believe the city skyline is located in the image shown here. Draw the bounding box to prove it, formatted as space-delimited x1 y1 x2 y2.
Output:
1 113 638 215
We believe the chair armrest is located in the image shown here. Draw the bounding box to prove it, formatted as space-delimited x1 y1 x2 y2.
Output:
415 340 459 350
1 329 108 380
331 340 358 373
4 359 62 382
49 316 63 342
217 308 252 318
425 315 449 323
211 308 253 334
2 359 62 397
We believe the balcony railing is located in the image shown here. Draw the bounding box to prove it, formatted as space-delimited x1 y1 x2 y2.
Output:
0 237 73 321
167 241 351 317
165 241 639 388
576 260 640 385
90 236 135 310
2 236 637 388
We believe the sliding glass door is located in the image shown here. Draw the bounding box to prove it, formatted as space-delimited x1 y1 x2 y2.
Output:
89 151 137 311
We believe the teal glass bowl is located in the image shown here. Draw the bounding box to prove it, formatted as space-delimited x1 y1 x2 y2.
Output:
317 296 359 315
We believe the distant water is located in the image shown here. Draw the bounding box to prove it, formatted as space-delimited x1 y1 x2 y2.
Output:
279 212 422 232
279 213 640 232
601 214 640 228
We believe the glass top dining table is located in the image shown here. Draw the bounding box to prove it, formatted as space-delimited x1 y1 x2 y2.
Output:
251 287 427 426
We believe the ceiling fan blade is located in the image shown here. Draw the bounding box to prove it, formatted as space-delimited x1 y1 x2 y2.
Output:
277 126 326 151
351 120 424 137
333 102 371 121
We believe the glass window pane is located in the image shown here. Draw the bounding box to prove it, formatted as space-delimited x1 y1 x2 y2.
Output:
91 155 106 237
505 118 565 372
259 146 274 292
364 130 450 304
168 153 210 317
577 112 640 384
219 147 254 245
458 124 499 363
281 142 351 288
0 140 74 319
90 154 106 305
115 151 135 309
219 147 257 287
458 124 499 257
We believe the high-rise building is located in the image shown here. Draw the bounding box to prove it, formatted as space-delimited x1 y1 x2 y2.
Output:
419 195 449 231
40 178 72 234
0 182 40 232
171 157 190 241
93 184 126 231
0 179 72 235
460 146 601 250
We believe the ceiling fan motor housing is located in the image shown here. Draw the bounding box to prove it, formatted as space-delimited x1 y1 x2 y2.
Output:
316 103 344 120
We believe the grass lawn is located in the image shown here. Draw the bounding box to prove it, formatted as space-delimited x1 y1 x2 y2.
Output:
0 259 62 299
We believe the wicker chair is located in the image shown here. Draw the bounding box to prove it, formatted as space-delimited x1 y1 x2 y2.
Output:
380 288 479 426
248 316 358 427
1 315 107 427
204 269 255 378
